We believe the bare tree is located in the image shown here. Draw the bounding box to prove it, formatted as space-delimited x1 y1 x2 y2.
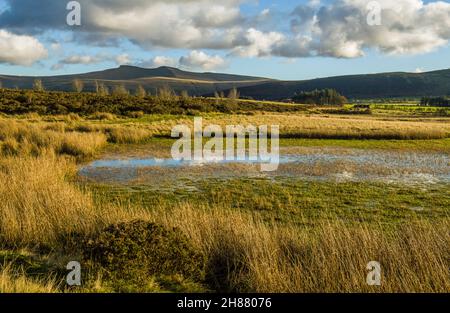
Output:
33 79 44 92
228 87 240 100
135 85 147 98
98 83 109 96
72 79 84 93
214 91 220 105
113 84 129 96
157 85 175 101
180 90 190 100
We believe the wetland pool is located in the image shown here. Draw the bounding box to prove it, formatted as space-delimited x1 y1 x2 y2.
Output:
79 147 450 187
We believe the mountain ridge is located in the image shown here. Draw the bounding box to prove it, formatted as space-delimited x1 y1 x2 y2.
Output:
1 66 450 99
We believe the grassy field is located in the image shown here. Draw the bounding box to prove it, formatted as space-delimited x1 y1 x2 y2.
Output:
0 108 449 293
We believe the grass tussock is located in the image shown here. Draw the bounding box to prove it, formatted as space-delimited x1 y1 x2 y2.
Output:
199 114 450 140
147 204 450 293
0 154 97 247
0 153 154 248
0 119 107 159
0 265 58 293
110 113 449 140
0 114 448 293
105 127 151 144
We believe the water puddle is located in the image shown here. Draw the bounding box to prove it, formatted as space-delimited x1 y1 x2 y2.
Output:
79 148 450 186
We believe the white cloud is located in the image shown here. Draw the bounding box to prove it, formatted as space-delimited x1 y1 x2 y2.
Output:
84 0 246 50
179 51 226 71
115 53 132 65
62 55 101 65
232 28 285 57
50 43 62 51
0 30 47 66
282 0 450 58
136 56 178 68
150 56 178 68
52 53 131 70
1 0 450 63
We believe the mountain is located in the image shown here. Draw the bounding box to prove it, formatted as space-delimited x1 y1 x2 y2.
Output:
227 69 450 100
0 65 272 96
1 66 450 99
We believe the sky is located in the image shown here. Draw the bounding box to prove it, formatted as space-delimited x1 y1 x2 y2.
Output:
0 0 449 80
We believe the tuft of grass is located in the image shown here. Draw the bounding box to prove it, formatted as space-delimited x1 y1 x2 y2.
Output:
89 112 117 121
105 127 151 144
0 264 59 293
0 119 108 159
144 204 450 293
0 114 448 293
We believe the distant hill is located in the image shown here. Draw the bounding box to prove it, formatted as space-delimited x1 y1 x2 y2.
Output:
0 65 272 96
228 69 450 100
1 66 450 99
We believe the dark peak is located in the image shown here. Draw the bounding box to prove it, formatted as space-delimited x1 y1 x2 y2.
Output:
156 66 178 70
118 64 139 69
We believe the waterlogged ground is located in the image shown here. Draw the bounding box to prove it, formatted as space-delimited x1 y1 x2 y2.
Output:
79 145 450 187
77 141 450 223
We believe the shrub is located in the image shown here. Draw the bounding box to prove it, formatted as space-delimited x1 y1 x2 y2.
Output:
293 89 347 106
1 138 20 156
126 111 145 119
106 127 149 144
90 112 116 121
57 132 107 159
82 221 206 282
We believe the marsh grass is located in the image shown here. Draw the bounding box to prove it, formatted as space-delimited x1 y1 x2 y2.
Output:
109 113 450 140
142 204 449 292
0 115 448 293
104 127 151 144
0 119 107 159
0 265 59 293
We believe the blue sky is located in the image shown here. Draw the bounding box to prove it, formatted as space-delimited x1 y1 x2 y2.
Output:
0 0 449 80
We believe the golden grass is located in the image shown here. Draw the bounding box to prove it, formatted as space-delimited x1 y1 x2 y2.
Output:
91 113 449 140
105 127 151 144
0 115 448 292
0 153 154 248
0 265 58 293
199 114 450 140
0 153 97 246
146 204 450 293
0 119 107 159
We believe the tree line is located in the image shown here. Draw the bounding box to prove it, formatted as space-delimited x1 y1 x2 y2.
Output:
0 83 304 116
292 89 347 106
420 96 450 107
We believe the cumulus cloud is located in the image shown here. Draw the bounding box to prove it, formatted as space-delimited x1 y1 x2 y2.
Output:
137 56 178 68
51 54 101 70
281 0 450 58
0 30 47 65
52 52 131 70
61 55 101 65
115 53 132 65
179 51 226 71
232 28 285 57
0 0 247 50
0 0 449 62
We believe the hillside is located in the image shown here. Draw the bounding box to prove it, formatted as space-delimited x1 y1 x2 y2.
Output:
1 66 450 99
0 66 272 96
231 69 450 100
